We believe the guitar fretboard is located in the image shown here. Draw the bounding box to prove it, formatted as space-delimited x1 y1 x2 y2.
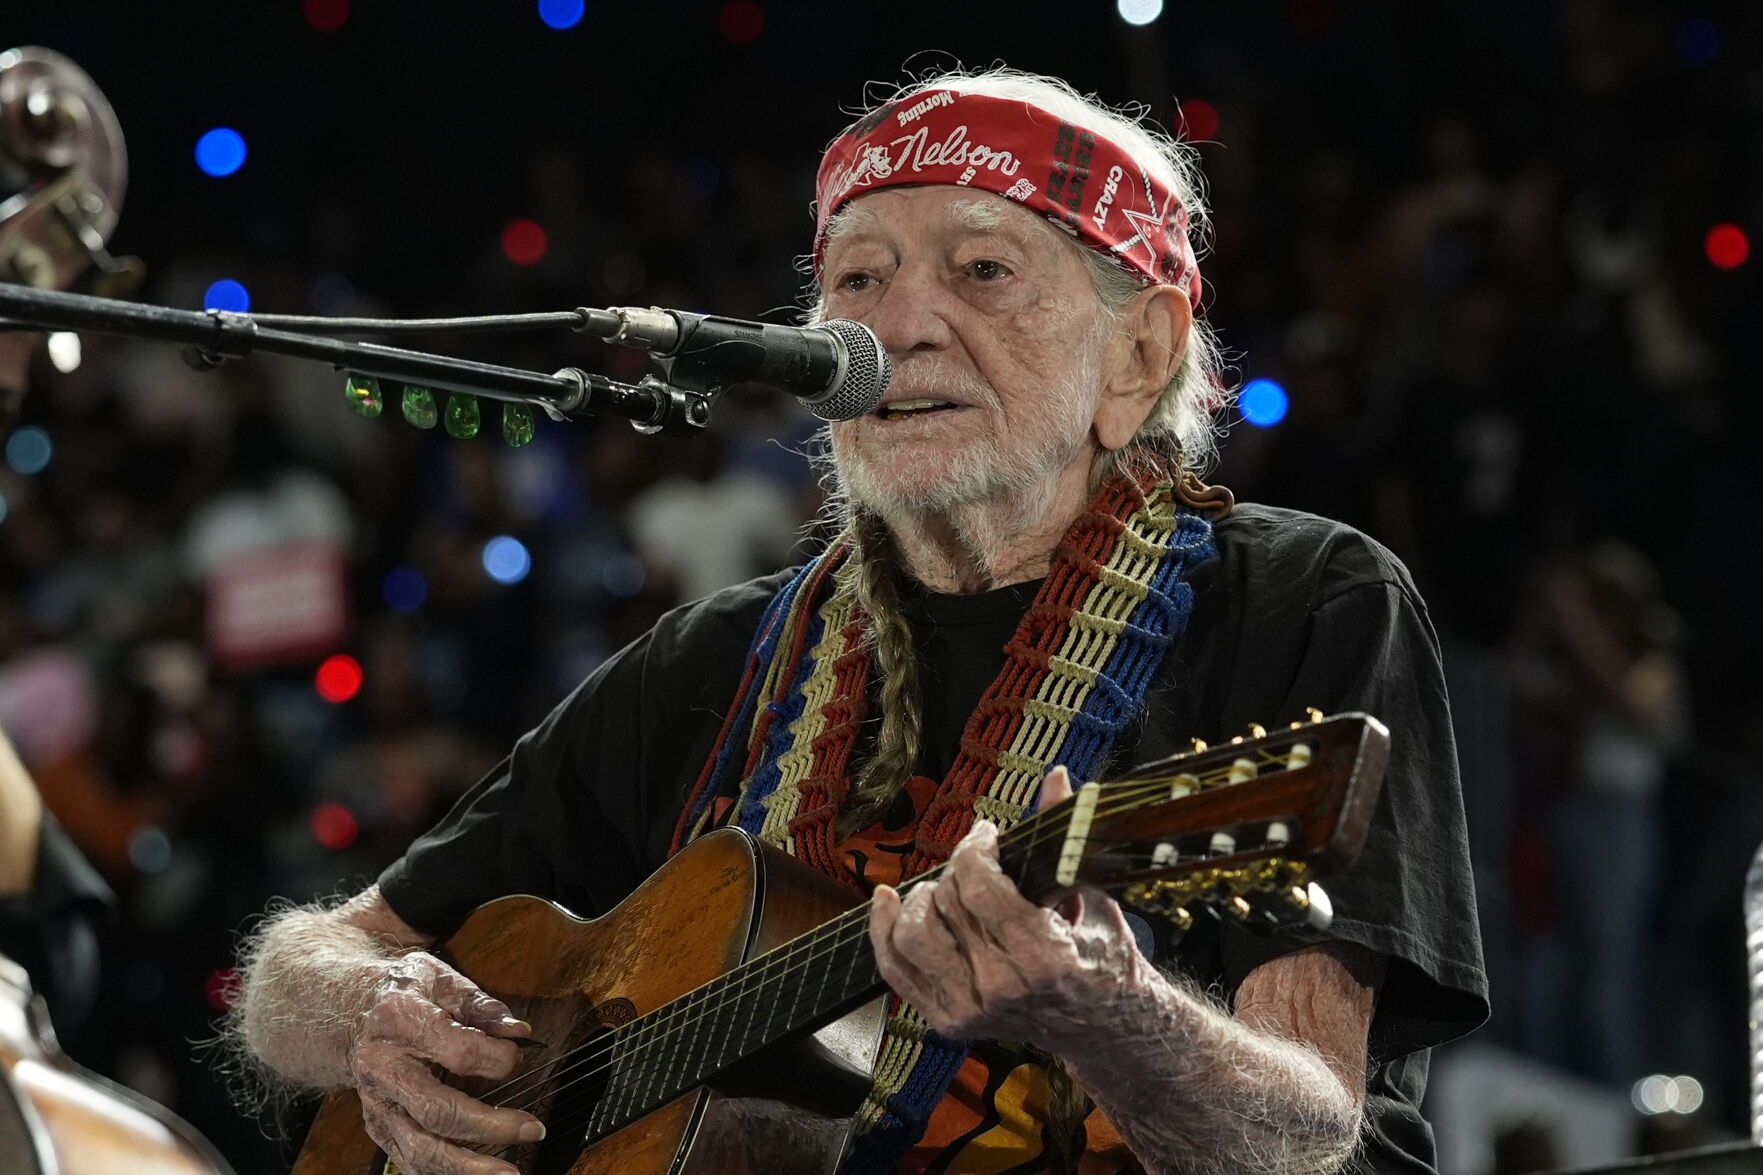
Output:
575 717 1362 1140
587 899 884 1137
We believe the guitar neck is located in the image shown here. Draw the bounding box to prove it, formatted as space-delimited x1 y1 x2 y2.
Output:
589 712 1385 1138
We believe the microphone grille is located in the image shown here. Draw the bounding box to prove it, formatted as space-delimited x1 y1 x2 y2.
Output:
810 319 891 422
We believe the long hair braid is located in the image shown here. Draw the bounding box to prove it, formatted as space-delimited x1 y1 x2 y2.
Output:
836 507 926 840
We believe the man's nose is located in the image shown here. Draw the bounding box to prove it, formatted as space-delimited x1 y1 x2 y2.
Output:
863 262 955 360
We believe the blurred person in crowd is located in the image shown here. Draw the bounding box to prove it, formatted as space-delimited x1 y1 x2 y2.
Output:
1512 541 1686 1085
0 327 116 1030
229 69 1487 1175
626 435 805 602
0 329 28 429
310 621 499 873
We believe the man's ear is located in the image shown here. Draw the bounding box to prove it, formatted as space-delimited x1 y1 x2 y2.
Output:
1093 284 1192 452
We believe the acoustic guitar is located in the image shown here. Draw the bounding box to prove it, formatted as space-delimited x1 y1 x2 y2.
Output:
295 711 1389 1175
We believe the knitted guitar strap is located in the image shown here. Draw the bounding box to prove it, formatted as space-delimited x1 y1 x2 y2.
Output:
671 469 1215 1172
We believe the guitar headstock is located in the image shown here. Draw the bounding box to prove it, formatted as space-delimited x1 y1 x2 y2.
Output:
1013 711 1388 935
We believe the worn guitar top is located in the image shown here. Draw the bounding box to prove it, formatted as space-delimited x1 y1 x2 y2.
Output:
380 503 1490 1174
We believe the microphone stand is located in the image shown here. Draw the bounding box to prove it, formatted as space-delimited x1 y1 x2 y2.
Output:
0 282 716 436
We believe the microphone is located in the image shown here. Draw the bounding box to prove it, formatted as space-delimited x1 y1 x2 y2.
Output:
580 306 890 422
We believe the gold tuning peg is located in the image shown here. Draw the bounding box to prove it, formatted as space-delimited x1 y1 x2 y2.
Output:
1246 722 1266 739
1306 707 1324 723
1189 736 1208 753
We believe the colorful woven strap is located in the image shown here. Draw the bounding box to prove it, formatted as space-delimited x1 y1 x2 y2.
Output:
675 468 1215 1171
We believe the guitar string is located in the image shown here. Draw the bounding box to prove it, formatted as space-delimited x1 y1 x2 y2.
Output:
471 830 1313 1154
460 742 1306 1152
567 736 1306 1089
455 754 1260 1118
452 744 1308 1157
450 742 1318 1156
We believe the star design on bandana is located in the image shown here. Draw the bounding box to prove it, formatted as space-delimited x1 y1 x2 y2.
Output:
1113 191 1174 268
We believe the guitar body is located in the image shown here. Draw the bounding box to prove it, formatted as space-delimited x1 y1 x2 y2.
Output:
0 954 234 1175
294 828 885 1175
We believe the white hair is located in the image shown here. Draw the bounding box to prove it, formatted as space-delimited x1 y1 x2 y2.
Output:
806 66 1229 476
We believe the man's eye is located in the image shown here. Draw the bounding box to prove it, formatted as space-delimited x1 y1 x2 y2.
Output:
968 259 1010 281
837 272 876 292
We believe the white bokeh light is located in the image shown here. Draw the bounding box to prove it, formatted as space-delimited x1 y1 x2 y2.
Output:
1117 0 1164 26
46 332 81 373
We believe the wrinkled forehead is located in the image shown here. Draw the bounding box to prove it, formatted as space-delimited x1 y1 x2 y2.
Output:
820 186 1073 256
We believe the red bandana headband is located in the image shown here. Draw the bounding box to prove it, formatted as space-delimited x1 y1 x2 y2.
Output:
814 89 1202 306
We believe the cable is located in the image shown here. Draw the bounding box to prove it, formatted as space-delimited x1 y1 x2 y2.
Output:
239 310 590 336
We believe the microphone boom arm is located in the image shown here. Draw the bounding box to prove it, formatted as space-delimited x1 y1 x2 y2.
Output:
0 281 712 434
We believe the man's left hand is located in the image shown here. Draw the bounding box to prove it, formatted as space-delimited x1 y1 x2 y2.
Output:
867 766 1150 1052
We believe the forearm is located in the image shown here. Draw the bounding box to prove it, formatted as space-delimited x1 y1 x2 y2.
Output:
233 897 415 1090
0 730 44 895
867 821 1377 1175
1061 966 1362 1175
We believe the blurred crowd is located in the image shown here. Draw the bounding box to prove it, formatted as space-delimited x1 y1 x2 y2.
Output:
1 1 1759 1171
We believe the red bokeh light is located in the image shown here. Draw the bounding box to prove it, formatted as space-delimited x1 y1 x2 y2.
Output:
303 0 349 33
719 1 764 45
310 802 360 851
205 968 241 1011
1289 0 1331 35
1706 223 1749 269
315 654 362 703
501 219 549 266
1176 99 1219 143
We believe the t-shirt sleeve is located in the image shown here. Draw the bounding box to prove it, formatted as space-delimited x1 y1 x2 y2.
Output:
1213 572 1489 1060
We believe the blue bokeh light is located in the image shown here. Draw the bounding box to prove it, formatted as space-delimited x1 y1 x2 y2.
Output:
538 0 585 30
195 127 247 176
383 566 428 613
204 279 251 313
482 536 532 585
5 426 52 476
1239 379 1289 427
128 826 174 874
1677 18 1719 66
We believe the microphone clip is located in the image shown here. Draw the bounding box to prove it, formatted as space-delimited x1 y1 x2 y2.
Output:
630 375 713 436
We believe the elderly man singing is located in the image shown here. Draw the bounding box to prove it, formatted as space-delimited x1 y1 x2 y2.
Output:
231 70 1487 1175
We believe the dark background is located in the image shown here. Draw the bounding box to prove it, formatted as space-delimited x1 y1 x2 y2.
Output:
2 1 1759 1170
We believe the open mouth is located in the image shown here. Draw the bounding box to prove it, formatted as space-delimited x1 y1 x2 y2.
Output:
876 398 959 421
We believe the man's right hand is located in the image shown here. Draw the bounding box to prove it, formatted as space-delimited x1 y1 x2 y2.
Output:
348 951 545 1175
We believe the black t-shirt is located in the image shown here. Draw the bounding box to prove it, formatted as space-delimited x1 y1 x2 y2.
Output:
379 503 1489 1173
0 817 113 1028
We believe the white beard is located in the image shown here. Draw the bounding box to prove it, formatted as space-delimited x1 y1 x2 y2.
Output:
824 316 1112 587
830 319 1108 523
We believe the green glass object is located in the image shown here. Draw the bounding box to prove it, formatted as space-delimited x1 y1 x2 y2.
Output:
443 393 481 439
344 373 383 418
501 403 536 448
401 385 438 429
